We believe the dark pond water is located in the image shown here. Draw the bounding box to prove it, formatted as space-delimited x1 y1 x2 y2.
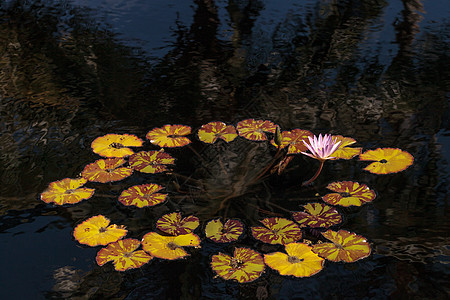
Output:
0 0 449 299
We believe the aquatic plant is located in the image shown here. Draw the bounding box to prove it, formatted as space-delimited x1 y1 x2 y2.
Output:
73 215 127 247
40 118 414 277
205 218 244 243
211 247 265 283
91 134 143 158
264 243 325 278
96 239 153 271
301 134 342 185
40 178 94 205
146 124 192 148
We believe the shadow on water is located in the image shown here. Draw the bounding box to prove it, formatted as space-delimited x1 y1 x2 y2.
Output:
0 0 449 299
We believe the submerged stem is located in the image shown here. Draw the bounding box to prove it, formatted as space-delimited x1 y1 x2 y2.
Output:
302 160 325 186
250 147 286 185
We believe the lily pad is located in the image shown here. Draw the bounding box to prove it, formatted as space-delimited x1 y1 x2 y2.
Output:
322 181 376 207
236 119 277 141
91 134 143 158
292 203 342 228
73 215 127 247
118 183 167 208
270 129 313 154
330 135 362 160
156 212 200 236
264 243 325 277
211 247 265 283
129 150 175 174
96 238 152 271
82 158 133 183
40 178 94 205
312 229 371 262
205 219 244 243
197 121 238 143
146 124 191 148
141 232 201 260
359 148 414 174
251 217 302 245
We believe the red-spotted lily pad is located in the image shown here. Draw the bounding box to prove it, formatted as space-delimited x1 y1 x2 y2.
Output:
156 212 199 235
96 238 153 271
211 247 265 283
91 134 143 158
118 183 167 208
264 243 325 277
292 203 342 228
73 215 127 247
330 135 362 160
359 148 414 174
40 178 94 205
141 232 201 260
197 121 238 144
129 150 175 174
323 181 376 207
251 217 302 245
270 129 313 154
312 229 371 262
236 119 277 141
146 124 191 148
82 158 133 183
205 219 244 243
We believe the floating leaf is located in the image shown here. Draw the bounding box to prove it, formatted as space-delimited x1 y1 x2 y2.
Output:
205 219 244 243
96 238 152 271
141 232 201 260
251 217 302 245
211 247 265 283
197 121 238 144
359 148 414 174
236 119 277 141
118 183 167 208
322 181 376 207
82 158 133 183
264 243 325 277
40 178 94 205
312 229 371 262
156 212 199 235
91 134 143 158
129 150 175 174
292 203 342 228
270 129 313 154
146 124 191 148
330 135 362 160
73 215 127 247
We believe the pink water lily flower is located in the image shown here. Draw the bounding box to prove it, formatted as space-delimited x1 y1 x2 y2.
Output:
301 134 341 162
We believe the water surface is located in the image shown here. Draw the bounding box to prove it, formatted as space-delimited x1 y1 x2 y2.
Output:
0 0 449 299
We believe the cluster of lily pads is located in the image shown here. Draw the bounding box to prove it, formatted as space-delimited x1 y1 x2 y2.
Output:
40 119 414 282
